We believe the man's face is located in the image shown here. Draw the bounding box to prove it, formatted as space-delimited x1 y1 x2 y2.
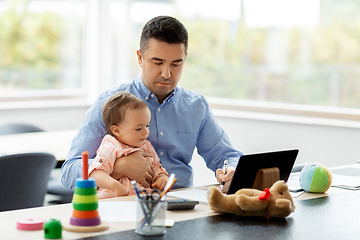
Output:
137 38 186 103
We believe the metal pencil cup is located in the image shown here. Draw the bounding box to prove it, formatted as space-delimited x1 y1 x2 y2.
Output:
135 198 167 236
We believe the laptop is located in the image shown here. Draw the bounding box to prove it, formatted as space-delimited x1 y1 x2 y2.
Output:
227 149 299 194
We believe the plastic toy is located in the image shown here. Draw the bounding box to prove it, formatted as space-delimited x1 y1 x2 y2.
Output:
43 219 62 239
207 180 295 218
16 218 45 230
299 163 332 193
62 151 109 232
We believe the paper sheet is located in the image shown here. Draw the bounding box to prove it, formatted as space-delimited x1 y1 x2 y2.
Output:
287 175 303 191
98 201 137 222
167 188 209 204
331 174 360 188
290 191 304 198
98 201 175 226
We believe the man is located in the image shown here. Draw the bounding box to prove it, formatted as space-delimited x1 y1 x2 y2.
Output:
61 16 242 192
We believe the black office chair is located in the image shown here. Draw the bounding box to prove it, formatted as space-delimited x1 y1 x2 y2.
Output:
0 122 74 204
0 122 45 135
0 152 56 211
46 176 74 204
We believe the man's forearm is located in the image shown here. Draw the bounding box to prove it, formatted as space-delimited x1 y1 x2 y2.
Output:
61 156 95 190
110 157 127 180
61 157 82 190
111 152 153 188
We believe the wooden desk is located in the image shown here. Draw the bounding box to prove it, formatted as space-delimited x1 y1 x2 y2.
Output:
0 194 217 240
0 184 354 240
1 161 358 239
91 191 360 240
0 130 77 161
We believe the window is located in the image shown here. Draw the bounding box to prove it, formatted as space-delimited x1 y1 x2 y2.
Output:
2 0 360 118
111 0 360 112
0 0 85 100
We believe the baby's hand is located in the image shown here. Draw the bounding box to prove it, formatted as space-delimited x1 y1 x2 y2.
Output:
110 181 127 197
152 175 169 191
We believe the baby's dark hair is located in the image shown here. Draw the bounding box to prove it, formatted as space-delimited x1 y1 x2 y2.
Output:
102 91 147 136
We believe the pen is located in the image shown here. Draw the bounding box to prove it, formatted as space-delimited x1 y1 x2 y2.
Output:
148 175 177 226
220 159 228 191
132 180 152 228
131 180 141 199
140 174 177 229
159 173 176 200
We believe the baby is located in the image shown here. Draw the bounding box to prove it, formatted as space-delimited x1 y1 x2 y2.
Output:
89 91 168 199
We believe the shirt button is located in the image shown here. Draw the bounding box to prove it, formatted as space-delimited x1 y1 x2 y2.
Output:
151 94 155 97
145 97 148 100
158 108 160 112
160 131 163 135
160 151 164 155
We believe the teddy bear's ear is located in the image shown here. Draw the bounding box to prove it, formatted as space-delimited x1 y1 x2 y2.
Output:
270 180 286 189
270 181 293 199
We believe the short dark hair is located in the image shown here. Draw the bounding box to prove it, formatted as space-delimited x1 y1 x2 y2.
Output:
102 91 148 136
140 16 188 54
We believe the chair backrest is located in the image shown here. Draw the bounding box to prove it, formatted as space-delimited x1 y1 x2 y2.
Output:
0 123 44 135
0 152 56 211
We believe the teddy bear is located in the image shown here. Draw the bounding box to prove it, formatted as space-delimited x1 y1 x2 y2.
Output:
207 180 295 218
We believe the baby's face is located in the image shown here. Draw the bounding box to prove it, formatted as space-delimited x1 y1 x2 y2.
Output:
115 107 151 147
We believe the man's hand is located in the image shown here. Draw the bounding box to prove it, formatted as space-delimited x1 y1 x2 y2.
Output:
110 151 153 188
216 166 235 193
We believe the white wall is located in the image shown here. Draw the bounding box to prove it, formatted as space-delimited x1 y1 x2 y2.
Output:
1 105 359 186
218 113 360 167
183 109 360 186
0 104 88 131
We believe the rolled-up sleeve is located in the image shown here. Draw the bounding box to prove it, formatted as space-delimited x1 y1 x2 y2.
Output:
196 97 242 172
61 94 109 190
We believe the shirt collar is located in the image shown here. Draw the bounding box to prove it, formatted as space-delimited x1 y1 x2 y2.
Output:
135 74 177 104
135 74 152 100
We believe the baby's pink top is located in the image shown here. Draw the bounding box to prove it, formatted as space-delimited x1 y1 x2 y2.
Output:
89 134 168 198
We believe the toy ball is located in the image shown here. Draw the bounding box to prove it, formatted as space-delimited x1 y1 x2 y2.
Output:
299 163 332 193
